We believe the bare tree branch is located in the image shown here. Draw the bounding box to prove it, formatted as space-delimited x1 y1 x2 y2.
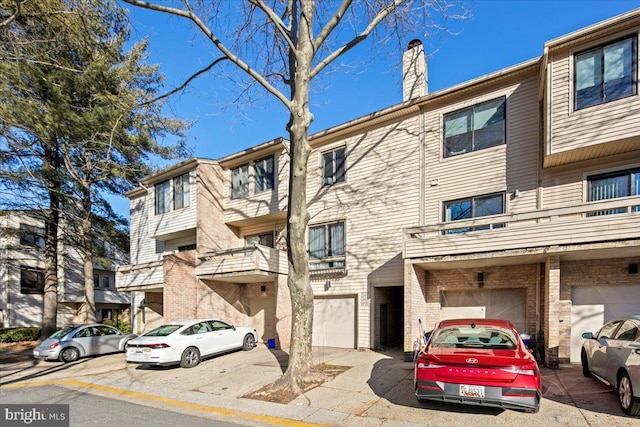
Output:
311 0 405 79
122 0 292 108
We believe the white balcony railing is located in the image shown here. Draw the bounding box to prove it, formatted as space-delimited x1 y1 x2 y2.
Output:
116 260 164 291
196 244 287 282
404 197 640 260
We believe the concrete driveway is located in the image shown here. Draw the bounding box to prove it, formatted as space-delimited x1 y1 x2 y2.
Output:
1 345 639 427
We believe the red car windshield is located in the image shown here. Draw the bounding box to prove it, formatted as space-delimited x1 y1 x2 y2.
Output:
431 326 517 349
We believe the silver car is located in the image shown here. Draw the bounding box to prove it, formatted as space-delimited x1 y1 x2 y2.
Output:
581 315 640 416
33 323 137 363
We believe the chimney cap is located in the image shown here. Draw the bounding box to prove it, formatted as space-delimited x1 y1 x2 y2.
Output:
407 39 422 50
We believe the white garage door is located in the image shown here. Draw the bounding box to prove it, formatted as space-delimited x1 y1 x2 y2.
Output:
312 297 356 348
570 284 640 363
440 289 527 334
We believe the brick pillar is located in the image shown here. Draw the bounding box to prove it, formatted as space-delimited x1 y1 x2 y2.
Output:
164 251 197 322
545 256 560 368
404 261 433 354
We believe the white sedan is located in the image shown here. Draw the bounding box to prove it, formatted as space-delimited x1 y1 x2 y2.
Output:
126 319 257 368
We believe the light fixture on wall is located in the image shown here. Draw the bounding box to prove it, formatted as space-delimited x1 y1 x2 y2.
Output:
477 272 485 288
510 189 520 200
325 280 331 291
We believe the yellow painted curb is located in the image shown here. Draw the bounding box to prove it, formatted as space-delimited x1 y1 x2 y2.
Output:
2 380 329 427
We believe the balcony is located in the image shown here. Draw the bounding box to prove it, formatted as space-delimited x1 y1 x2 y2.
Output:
404 197 640 267
116 261 164 291
196 244 287 283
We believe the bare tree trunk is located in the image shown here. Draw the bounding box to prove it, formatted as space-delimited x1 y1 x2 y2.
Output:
41 146 60 339
81 187 96 323
273 0 326 394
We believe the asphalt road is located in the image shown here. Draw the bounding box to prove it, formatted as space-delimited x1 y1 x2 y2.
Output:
1 385 242 427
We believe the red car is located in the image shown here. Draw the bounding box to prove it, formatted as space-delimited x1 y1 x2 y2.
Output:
414 318 541 413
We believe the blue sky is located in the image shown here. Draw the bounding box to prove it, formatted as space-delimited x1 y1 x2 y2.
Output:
114 0 640 216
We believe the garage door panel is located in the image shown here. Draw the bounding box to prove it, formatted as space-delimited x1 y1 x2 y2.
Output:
570 284 640 363
441 289 526 334
312 297 355 348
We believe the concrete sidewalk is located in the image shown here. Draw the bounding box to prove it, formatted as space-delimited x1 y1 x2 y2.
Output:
1 345 639 426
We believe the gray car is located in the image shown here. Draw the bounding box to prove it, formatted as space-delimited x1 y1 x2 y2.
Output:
581 315 640 416
33 323 137 363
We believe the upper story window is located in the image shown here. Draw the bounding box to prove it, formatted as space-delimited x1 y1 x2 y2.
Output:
444 97 506 158
231 164 249 199
155 173 190 215
173 173 190 210
19 223 45 249
443 192 505 234
588 168 640 215
575 36 637 110
93 274 112 289
21 268 44 294
254 156 274 193
309 220 345 270
322 146 346 186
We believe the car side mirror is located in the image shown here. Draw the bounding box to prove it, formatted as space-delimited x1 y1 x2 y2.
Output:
581 332 594 339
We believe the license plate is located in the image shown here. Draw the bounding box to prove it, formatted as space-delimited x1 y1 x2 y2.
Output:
459 384 485 398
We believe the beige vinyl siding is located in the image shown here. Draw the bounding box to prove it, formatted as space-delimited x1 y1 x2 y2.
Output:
542 156 640 209
129 193 161 265
148 170 197 239
548 30 640 154
224 149 289 224
307 116 422 348
424 77 539 224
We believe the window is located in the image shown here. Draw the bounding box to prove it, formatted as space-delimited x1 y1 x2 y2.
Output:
588 168 640 215
155 180 171 214
255 156 274 193
173 173 190 210
19 224 45 249
20 268 44 294
444 97 506 158
444 193 505 233
155 173 190 214
231 165 249 199
309 221 345 270
246 232 275 248
614 320 639 341
93 274 111 289
322 147 346 186
575 36 636 110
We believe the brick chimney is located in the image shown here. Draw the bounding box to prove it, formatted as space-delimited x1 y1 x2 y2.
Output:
403 39 428 101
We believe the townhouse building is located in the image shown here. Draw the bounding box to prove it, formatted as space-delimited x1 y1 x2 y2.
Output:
117 9 640 365
0 210 130 328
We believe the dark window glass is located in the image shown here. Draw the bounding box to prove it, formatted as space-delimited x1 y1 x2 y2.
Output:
444 98 505 157
588 168 640 215
309 221 345 269
231 165 249 199
19 224 45 249
444 193 505 234
255 156 274 193
20 268 44 294
173 173 190 210
323 147 346 186
155 180 171 214
575 36 636 109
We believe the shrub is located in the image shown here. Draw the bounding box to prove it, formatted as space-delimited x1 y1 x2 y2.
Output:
0 327 41 343
102 313 132 333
